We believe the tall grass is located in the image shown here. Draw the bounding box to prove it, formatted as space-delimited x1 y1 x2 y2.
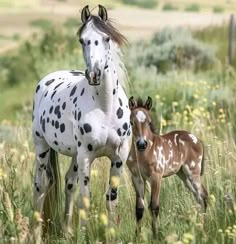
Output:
0 24 235 243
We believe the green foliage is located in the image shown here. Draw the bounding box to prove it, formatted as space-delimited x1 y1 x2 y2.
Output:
0 28 81 87
64 17 81 29
127 28 216 73
162 3 178 11
194 24 236 68
213 6 224 13
121 0 157 9
30 19 53 30
184 3 200 12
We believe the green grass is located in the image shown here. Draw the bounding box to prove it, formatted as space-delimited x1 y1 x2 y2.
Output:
184 4 200 12
0 24 236 243
162 3 178 11
213 6 224 13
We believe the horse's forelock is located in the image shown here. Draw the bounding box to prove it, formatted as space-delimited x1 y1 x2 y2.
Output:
77 16 127 46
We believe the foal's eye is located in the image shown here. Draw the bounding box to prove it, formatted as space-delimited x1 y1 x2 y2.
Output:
130 121 134 126
79 38 84 45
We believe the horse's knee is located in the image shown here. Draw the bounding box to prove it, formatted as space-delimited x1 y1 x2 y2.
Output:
149 204 160 217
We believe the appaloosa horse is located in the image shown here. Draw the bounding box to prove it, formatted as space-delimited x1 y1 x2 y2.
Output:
127 96 208 236
32 5 131 232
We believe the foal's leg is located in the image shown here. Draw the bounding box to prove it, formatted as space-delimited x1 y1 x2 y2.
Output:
64 155 79 232
149 173 162 237
177 166 208 211
131 175 145 235
106 141 129 213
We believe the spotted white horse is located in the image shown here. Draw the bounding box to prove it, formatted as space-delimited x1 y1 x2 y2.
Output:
32 5 131 231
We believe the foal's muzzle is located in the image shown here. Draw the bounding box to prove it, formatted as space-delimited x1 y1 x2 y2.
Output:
85 69 101 86
136 139 148 151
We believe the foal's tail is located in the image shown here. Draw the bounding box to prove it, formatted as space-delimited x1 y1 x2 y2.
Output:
200 142 205 176
43 148 62 233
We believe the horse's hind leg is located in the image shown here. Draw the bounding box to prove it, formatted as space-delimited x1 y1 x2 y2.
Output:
34 138 51 215
177 166 208 211
64 155 78 232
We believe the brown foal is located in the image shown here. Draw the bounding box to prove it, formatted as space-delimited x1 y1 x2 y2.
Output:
127 96 208 237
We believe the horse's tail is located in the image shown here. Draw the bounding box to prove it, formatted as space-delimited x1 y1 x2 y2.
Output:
43 148 62 233
200 142 205 176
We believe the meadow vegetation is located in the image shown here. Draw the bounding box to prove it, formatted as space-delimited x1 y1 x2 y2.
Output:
0 19 236 243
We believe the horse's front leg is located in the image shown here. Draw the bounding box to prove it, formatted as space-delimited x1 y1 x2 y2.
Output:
77 153 92 227
149 173 162 238
106 140 129 214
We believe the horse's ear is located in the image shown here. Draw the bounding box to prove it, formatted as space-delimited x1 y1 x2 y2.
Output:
81 5 90 23
145 96 152 110
98 4 108 21
129 96 136 110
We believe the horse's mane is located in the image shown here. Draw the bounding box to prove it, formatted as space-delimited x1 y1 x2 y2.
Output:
77 16 129 92
77 16 127 46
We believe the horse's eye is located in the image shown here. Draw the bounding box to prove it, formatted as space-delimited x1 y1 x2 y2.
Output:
79 38 84 45
149 122 152 126
130 121 134 126
105 36 110 42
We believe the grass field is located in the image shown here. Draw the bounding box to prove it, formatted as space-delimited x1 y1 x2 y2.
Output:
0 1 236 243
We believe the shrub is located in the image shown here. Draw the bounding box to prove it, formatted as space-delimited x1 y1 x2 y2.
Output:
213 6 224 13
184 4 200 12
121 0 157 9
162 3 178 11
30 19 53 30
126 28 216 73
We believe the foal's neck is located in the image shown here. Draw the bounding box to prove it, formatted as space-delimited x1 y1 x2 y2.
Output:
94 58 118 115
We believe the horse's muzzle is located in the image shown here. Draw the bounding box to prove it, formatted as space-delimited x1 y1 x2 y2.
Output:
136 139 148 151
85 69 101 86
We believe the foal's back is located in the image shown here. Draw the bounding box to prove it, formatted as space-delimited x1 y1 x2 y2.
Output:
156 130 203 177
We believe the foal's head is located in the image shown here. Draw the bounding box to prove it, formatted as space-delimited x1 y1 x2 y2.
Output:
77 5 127 86
129 96 154 151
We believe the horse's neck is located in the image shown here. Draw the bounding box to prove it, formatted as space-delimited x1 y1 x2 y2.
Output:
94 60 118 115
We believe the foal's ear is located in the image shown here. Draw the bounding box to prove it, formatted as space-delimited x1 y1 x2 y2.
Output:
81 5 90 23
129 96 137 110
98 5 108 22
145 96 152 110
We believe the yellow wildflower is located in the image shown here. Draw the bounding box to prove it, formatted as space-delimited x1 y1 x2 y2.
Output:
111 176 120 188
34 211 43 222
83 197 90 209
79 209 87 220
100 213 108 226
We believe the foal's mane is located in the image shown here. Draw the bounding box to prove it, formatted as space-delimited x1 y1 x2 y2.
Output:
135 98 157 134
77 16 127 46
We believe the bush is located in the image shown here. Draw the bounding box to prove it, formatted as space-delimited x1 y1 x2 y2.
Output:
162 3 178 11
30 19 53 30
184 4 200 12
0 28 81 86
126 28 216 73
121 0 157 9
213 6 224 13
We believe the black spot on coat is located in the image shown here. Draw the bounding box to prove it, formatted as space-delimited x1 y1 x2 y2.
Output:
70 86 77 97
45 79 55 86
116 161 123 168
62 102 66 110
87 144 93 151
54 82 63 90
39 149 49 158
80 88 85 96
83 123 92 133
116 107 123 119
60 123 65 133
36 85 40 93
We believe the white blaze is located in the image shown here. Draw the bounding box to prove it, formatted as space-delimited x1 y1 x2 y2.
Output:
136 111 146 123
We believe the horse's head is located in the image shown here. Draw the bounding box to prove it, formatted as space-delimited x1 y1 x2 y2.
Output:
129 96 153 151
78 5 126 86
